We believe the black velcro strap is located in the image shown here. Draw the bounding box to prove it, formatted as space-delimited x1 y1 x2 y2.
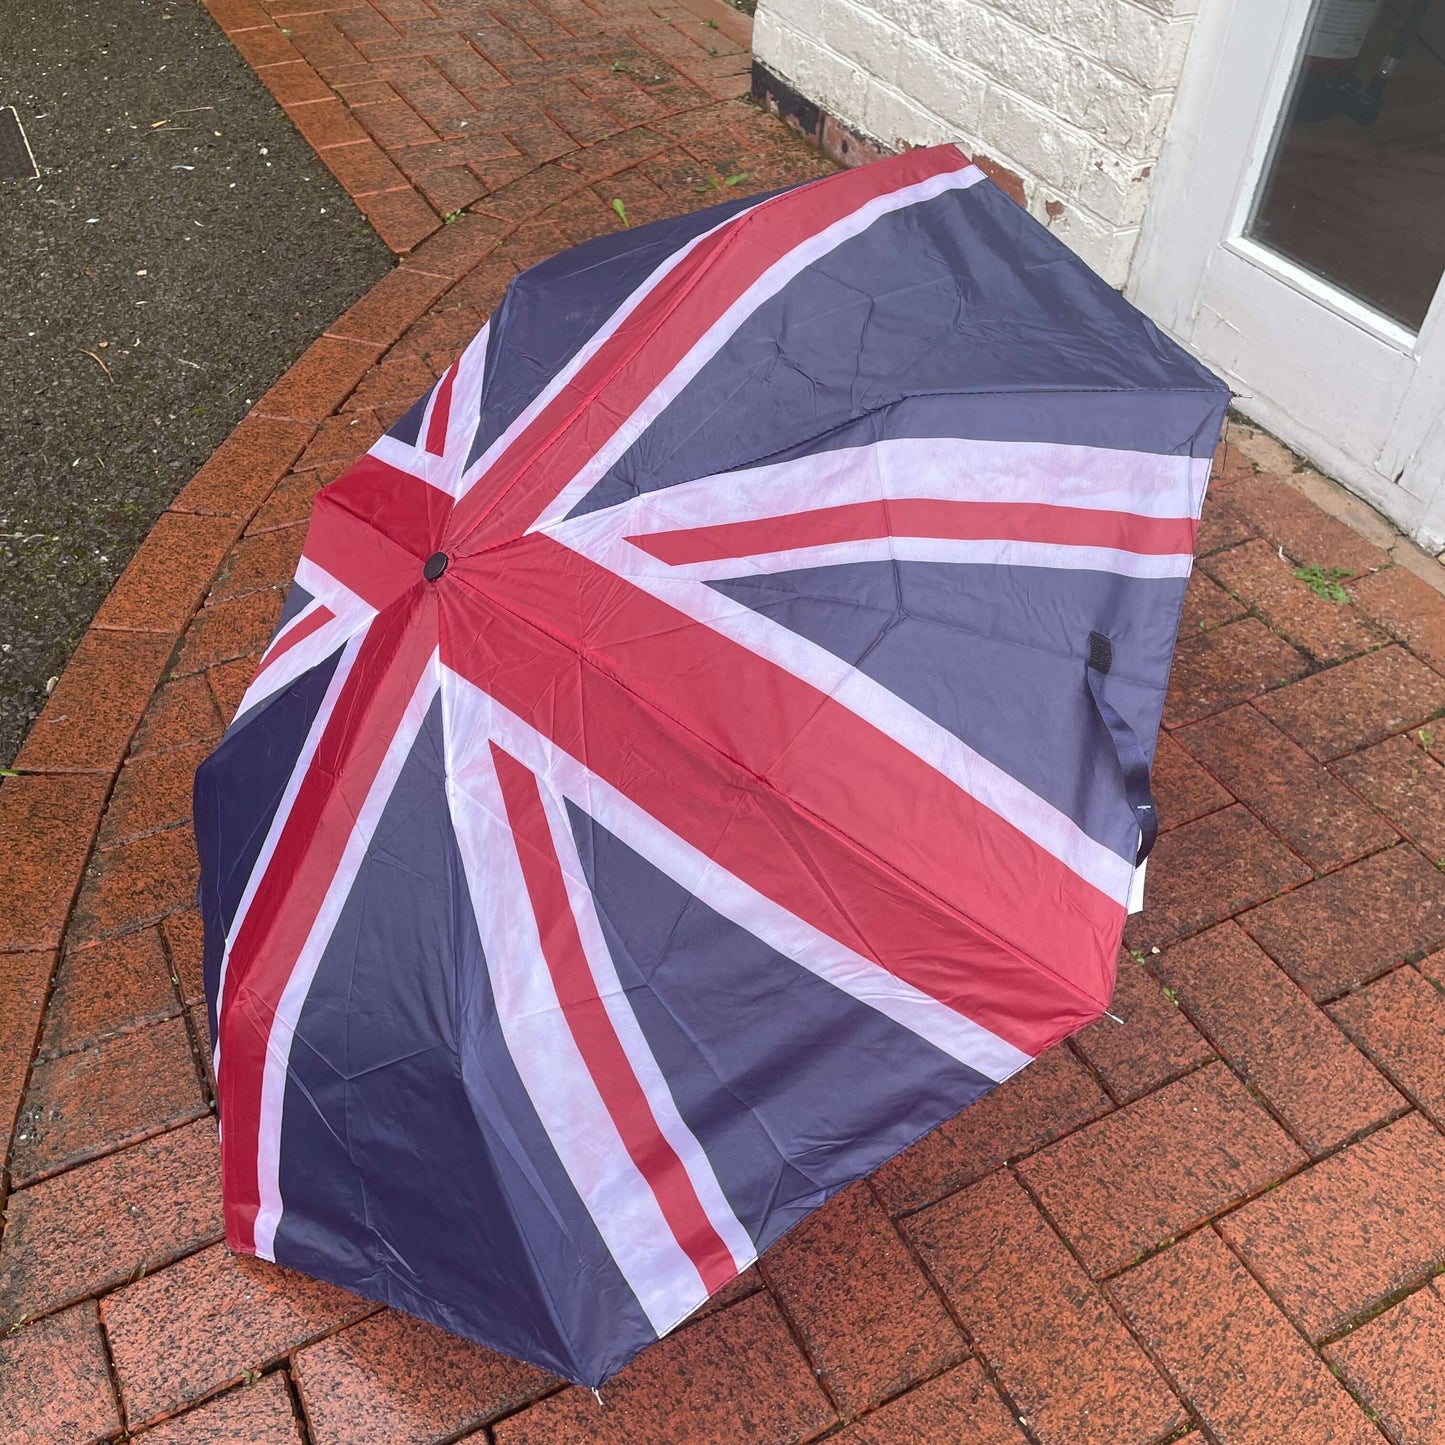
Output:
1086 631 1157 866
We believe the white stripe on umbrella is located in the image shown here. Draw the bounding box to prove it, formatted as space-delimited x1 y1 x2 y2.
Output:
360 321 491 495
444 671 723 1335
629 535 1194 582
534 772 756 1274
432 320 490 496
546 516 1139 902
522 163 987 533
250 654 441 1260
232 557 377 726
576 436 1210 536
213 628 369 1096
452 210 767 507
451 669 1034 1084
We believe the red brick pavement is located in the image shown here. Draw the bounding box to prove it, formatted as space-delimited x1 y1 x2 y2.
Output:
3 0 1445 1439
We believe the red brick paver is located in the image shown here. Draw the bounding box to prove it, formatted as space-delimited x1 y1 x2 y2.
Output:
1203 537 1384 663
1326 1279 1445 1445
1212 469 1387 575
0 1118 222 1325
1219 1112 1445 1341
1161 616 1311 727
1333 731 1445 861
760 1181 966 1414
1123 803 1311 949
833 1361 1030 1444
101 1244 373 1428
1070 953 1215 1105
1175 702 1397 870
293 1308 553 1444
136 1374 304 1445
1157 922 1405 1154
872 1043 1110 1214
491 1291 836 1444
1110 1228 1378 1445
3 0 1445 1440
9 1016 207 1186
1241 842 1445 1001
1331 963 1445 1126
0 1302 120 1445
1016 1061 1302 1276
1257 643 1445 760
38 931 179 1058
905 1169 1184 1445
1150 731 1231 831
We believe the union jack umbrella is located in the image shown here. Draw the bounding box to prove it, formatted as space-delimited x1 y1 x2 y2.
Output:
195 143 1229 1387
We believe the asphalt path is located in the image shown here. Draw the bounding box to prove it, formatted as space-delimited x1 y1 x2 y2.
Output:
0 0 391 764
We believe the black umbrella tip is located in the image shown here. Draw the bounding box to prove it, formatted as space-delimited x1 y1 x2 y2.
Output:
424 551 449 581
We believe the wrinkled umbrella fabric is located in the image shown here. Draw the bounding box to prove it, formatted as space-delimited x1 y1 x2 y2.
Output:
195 144 1229 1387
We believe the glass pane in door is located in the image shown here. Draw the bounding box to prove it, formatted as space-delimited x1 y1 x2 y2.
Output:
1247 0 1445 331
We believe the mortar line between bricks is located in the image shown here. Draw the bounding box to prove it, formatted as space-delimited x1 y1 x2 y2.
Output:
109 722 219 768
832 1175 1051 1425
34 1000 188 1066
879 1053 1229 1230
1091 1280 1220 1445
802 1357 1000 1443
475 1377 570 1434
1076 1104 1424 1297
95 813 204 855
867 1171 1056 1445
290 1305 553 1445
1332 979 1445 1118
11 1104 212 1196
487 11 546 65
3 1228 225 1336
163 933 218 1117
112 1304 383 1436
1204 1212 1425 1402
1231 850 1445 1001
1063 1029 1130 1108
1196 559 1391 668
126 1358 288 1438
1317 1265 1445 1351
1176 761 1359 883
1331 766 1436 859
1129 862 1307 958
750 1252 845 1420
280 1357 319 1445
880 1045 1176 1224
1180 700 1444 840
1321 1366 1403 1444
0 763 114 778
1005 1163 1204 1442
1159 794 1236 837
1135 958 1414 1160
94 1292 126 1444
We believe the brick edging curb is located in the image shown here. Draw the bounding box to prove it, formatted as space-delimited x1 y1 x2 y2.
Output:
0 255 460 1186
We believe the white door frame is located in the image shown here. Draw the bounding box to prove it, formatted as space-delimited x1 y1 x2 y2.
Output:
1129 0 1445 552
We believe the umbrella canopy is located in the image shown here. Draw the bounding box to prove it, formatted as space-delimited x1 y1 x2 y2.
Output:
195 143 1229 1387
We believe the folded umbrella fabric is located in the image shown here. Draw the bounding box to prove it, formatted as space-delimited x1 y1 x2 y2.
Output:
195 143 1229 1386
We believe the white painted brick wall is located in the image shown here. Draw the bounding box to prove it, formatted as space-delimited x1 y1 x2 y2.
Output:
754 0 1204 285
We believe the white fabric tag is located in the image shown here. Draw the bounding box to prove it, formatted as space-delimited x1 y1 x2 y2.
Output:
1127 856 1148 915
